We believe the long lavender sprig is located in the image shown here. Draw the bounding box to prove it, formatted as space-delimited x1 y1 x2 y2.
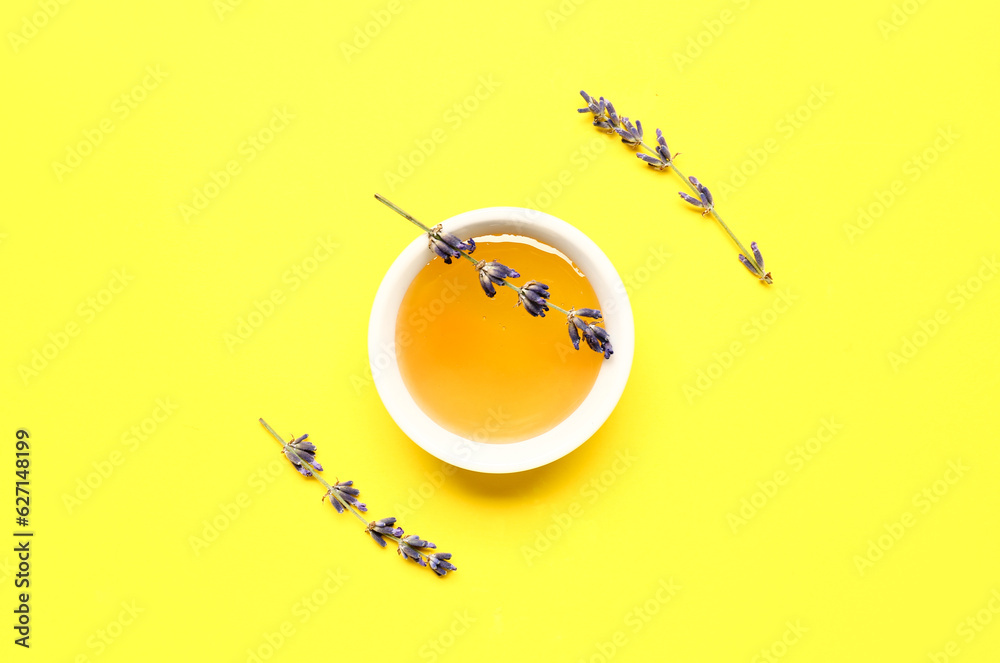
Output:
577 90 772 285
374 194 613 359
259 418 457 577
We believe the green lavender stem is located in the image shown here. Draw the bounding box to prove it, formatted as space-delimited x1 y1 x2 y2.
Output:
374 194 433 234
636 139 770 284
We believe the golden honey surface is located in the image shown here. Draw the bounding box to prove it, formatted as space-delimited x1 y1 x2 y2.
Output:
395 235 604 443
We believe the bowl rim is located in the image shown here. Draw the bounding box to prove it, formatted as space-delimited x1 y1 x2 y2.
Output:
368 206 634 473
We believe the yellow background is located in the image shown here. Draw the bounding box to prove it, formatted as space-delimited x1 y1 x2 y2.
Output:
3 0 999 661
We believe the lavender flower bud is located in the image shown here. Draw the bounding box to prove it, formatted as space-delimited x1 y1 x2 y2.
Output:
590 324 614 359
738 241 772 283
403 534 435 549
605 101 619 129
579 322 602 353
655 129 672 162
637 153 667 169
566 309 612 358
517 280 550 317
578 90 619 132
751 241 764 270
283 434 323 477
475 259 520 298
636 128 673 170
397 534 437 566
690 177 713 207
574 308 602 319
679 177 715 215
428 552 457 577
366 517 403 548
397 540 425 565
324 480 367 514
615 117 643 147
678 192 703 207
577 90 600 114
427 224 475 264
567 317 581 350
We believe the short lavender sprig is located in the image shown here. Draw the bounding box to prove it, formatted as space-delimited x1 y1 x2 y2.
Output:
375 194 613 359
577 90 773 285
259 418 457 577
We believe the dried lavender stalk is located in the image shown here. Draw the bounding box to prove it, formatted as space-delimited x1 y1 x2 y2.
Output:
259 418 457 577
577 90 772 285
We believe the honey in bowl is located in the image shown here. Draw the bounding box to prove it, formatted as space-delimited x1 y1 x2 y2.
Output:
395 235 604 443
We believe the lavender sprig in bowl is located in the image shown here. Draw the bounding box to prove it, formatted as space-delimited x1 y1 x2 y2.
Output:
368 203 635 473
375 194 614 359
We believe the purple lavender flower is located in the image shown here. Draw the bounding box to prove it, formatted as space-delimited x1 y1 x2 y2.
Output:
577 90 603 115
567 308 611 357
475 259 520 298
573 90 773 285
590 324 614 359
678 176 714 215
578 90 620 132
517 280 550 317
397 534 436 566
324 480 367 514
615 117 643 147
601 100 621 132
283 434 323 477
427 552 457 577
738 241 772 284
428 224 476 264
398 542 424 564
261 417 460 578
637 128 673 170
366 517 403 548
574 308 602 319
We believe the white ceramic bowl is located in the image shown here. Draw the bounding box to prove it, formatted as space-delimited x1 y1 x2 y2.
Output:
368 206 634 473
